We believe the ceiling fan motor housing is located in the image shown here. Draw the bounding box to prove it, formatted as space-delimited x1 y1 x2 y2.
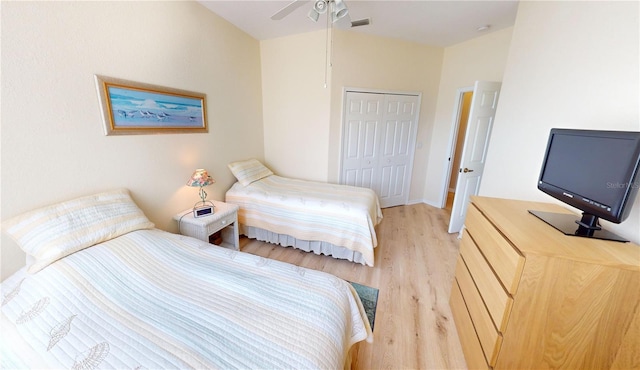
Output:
314 0 328 14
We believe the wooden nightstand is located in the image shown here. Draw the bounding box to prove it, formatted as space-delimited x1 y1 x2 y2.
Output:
173 200 240 250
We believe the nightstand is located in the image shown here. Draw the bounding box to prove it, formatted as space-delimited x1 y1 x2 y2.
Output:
173 200 240 250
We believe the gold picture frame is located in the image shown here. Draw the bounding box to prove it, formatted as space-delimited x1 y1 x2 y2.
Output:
94 75 208 135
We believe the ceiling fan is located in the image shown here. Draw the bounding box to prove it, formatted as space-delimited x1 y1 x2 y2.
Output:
271 0 371 28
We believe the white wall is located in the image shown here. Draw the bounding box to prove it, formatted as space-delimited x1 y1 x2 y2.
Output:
0 1 264 279
480 1 640 243
260 30 331 181
424 27 513 207
259 26 513 206
260 28 444 202
328 30 444 203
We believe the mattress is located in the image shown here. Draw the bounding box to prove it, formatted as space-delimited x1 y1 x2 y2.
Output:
225 175 383 266
0 229 372 369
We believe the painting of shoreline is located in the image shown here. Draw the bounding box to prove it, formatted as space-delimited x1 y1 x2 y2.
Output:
95 75 207 135
108 87 204 127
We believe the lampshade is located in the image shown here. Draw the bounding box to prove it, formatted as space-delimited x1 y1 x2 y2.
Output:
332 0 348 22
186 169 215 187
308 7 320 22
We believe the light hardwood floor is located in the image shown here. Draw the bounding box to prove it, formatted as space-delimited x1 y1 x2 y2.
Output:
239 203 468 369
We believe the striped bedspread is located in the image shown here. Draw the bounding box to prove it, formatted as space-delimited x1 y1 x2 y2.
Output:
225 175 383 266
0 229 372 369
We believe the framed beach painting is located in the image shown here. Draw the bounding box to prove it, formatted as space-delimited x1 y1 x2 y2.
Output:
95 75 207 135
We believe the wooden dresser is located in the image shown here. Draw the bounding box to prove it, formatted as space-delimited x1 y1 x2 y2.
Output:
450 196 639 369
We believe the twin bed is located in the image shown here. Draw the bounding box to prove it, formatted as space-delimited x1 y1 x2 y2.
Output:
225 159 383 267
1 188 373 368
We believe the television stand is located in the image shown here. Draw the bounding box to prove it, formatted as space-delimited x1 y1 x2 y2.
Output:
528 210 629 242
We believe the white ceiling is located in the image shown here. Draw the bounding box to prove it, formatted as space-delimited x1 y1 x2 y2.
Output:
198 0 519 47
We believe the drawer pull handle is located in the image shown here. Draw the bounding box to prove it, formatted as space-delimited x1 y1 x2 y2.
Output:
221 220 227 225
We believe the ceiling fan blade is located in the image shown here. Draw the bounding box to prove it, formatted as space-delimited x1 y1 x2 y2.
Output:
271 0 310 20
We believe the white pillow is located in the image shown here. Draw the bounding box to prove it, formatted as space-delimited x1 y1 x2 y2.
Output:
228 158 274 186
2 189 155 273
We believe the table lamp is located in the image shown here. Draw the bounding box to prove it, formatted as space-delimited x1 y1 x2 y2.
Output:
187 169 215 217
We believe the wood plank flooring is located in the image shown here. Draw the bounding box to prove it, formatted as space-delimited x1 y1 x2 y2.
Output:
240 203 468 369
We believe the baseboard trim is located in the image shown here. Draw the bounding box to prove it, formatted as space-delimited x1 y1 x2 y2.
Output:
406 199 443 208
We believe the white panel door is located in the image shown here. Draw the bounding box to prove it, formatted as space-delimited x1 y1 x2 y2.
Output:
448 81 502 233
377 95 419 208
341 92 384 193
341 91 420 208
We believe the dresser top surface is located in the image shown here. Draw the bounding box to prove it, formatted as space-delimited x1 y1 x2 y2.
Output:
470 196 640 270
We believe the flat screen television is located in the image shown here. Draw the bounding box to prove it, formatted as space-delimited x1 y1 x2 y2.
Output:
529 128 640 242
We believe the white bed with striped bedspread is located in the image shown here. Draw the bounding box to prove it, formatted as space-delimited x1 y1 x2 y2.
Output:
225 175 383 267
0 229 372 369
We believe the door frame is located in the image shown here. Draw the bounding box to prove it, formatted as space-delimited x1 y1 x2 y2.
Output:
339 87 422 206
439 86 474 208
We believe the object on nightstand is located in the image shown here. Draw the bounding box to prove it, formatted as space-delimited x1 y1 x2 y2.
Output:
209 231 223 245
187 168 215 217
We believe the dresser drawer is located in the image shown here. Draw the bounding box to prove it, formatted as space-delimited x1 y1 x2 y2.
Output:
465 204 524 294
460 233 514 333
206 213 236 234
455 255 503 366
450 278 490 370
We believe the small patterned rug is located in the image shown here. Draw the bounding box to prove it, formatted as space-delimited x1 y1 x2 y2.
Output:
349 282 379 331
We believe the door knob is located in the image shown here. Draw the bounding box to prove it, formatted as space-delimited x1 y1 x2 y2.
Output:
463 168 474 173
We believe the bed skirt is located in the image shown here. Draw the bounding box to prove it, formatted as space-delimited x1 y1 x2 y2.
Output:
241 225 369 265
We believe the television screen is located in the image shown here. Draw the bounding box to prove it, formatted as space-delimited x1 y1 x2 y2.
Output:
532 128 640 242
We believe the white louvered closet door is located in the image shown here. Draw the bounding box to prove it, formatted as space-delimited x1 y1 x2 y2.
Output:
341 91 420 208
